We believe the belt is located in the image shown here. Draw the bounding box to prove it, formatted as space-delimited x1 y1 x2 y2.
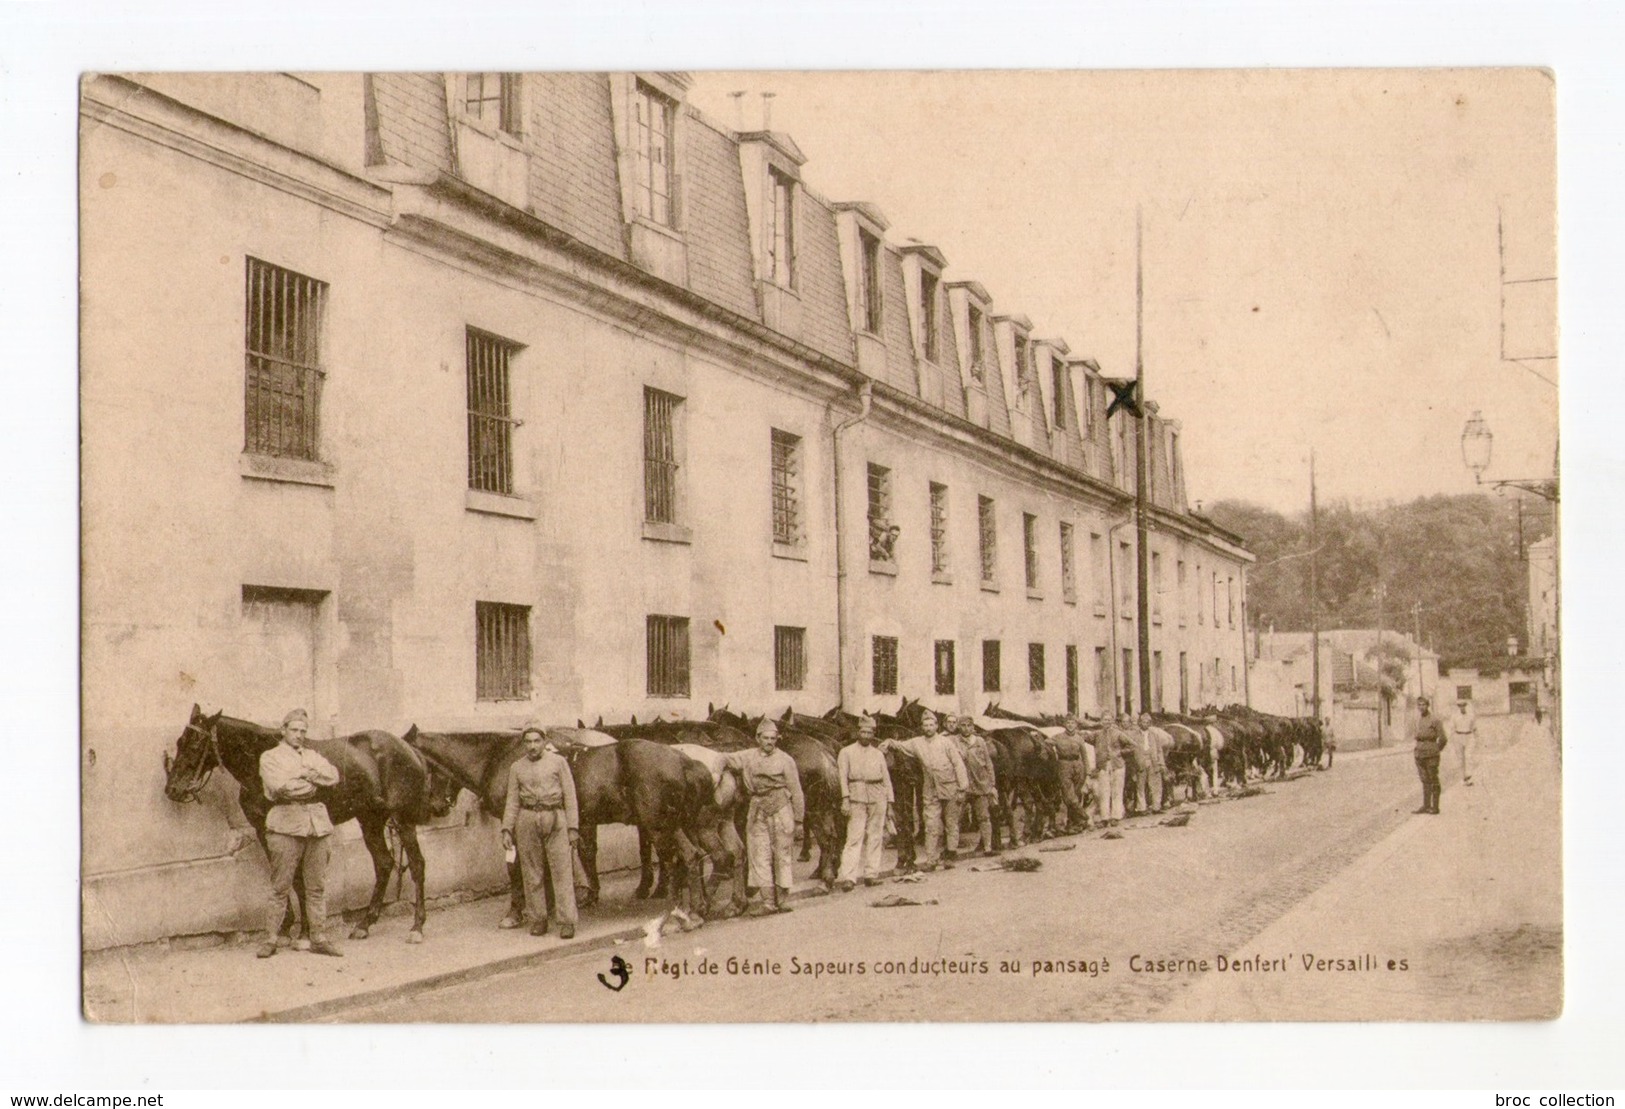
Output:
520 800 564 812
852 777 885 784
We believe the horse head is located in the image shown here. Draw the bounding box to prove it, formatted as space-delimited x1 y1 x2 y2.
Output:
163 704 223 803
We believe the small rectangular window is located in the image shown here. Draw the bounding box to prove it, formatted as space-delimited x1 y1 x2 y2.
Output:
968 305 986 382
1052 357 1068 429
920 269 940 362
244 258 327 461
858 229 883 334
934 639 956 696
1457 685 1474 701
475 602 531 701
1228 576 1236 627
643 387 682 524
1013 334 1033 401
1060 522 1077 602
1083 376 1096 439
774 626 806 691
867 463 895 562
929 482 950 575
771 429 803 544
872 635 899 696
1120 541 1134 607
633 81 675 227
979 496 997 584
1023 512 1040 591
982 639 1001 693
646 614 691 698
1029 643 1046 692
1091 532 1106 605
465 73 522 136
768 167 796 287
466 329 521 495
1151 551 1164 618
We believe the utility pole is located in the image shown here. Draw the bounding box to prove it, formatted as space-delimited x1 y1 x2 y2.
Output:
1309 451 1320 724
1135 207 1153 717
1412 602 1425 700
1375 556 1386 747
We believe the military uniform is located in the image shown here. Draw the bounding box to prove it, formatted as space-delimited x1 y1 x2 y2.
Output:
1093 722 1129 824
259 733 341 952
836 741 893 884
1142 724 1173 812
1051 730 1093 831
726 746 805 908
890 733 968 868
953 728 999 854
1414 710 1448 814
502 746 581 933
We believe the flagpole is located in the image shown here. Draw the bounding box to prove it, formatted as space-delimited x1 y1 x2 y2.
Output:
1135 207 1153 715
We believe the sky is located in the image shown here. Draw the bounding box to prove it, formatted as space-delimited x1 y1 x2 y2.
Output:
688 70 1557 514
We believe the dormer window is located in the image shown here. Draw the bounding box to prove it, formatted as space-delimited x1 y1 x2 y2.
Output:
633 81 676 227
968 304 986 382
1052 357 1068 429
768 167 796 288
920 269 941 363
463 73 521 136
858 228 883 334
1013 334 1034 399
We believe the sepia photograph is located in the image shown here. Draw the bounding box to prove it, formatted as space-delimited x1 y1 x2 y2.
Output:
77 64 1562 1029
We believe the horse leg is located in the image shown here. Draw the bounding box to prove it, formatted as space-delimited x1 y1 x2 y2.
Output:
576 824 600 908
670 826 706 923
716 817 747 917
634 828 655 900
350 817 393 940
501 857 526 928
397 822 427 943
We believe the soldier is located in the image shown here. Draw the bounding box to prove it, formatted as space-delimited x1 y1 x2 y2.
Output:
884 710 968 871
1093 708 1129 827
256 708 342 959
726 719 805 915
500 721 580 940
1413 696 1448 815
1052 715 1094 833
952 715 1000 856
1140 713 1172 813
835 714 893 890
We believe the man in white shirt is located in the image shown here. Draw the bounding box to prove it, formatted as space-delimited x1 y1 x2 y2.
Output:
1451 699 1479 786
835 714 894 890
257 708 342 959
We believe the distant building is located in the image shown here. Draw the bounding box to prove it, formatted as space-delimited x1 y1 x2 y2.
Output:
1440 656 1547 718
1527 534 1557 685
80 72 1253 948
1248 628 1439 750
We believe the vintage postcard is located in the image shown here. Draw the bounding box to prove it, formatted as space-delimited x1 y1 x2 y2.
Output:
79 68 1558 1023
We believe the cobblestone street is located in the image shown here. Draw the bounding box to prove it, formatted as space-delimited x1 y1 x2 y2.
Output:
331 717 1557 1022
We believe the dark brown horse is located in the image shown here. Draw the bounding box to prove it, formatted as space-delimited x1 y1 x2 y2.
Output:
162 705 450 943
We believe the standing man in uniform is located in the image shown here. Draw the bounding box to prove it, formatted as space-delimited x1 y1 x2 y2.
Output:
884 710 967 871
1094 709 1128 827
1140 713 1172 814
500 721 580 939
1451 699 1479 786
1320 716 1337 770
1413 696 1448 815
726 719 805 915
257 708 342 959
1123 713 1151 815
1052 716 1093 833
835 714 893 891
952 715 1000 856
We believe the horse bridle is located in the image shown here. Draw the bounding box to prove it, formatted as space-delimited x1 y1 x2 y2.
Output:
165 720 224 802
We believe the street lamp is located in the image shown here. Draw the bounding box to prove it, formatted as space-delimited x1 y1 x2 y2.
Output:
1460 410 1559 503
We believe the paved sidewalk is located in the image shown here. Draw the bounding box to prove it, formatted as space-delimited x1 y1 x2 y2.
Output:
1158 717 1561 1021
84 862 842 1024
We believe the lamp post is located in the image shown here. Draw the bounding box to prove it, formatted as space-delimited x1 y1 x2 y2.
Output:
1460 410 1560 742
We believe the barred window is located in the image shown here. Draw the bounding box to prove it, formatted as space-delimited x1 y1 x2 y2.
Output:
968 305 986 382
1029 643 1046 692
768 168 796 287
464 73 521 136
1023 512 1040 591
867 463 895 562
1060 522 1077 601
934 639 956 696
929 482 950 575
771 429 803 544
872 635 899 696
982 639 1001 693
644 387 682 524
858 229 883 334
1052 357 1068 428
921 269 940 362
244 258 326 461
466 329 521 494
633 81 675 227
647 615 691 698
475 602 531 702
774 626 806 691
1151 551 1164 618
979 496 997 584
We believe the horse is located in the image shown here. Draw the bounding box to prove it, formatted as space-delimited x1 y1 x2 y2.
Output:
705 706 844 887
163 705 451 944
405 726 735 921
